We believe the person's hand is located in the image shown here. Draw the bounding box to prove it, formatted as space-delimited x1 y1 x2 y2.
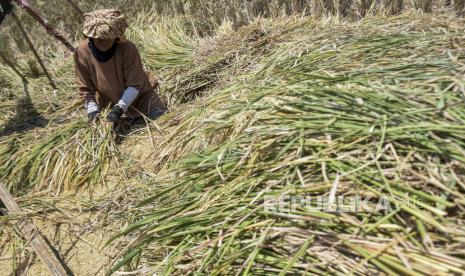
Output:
107 105 124 123
88 111 100 122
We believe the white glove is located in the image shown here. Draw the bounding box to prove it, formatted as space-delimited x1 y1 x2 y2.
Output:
85 101 99 114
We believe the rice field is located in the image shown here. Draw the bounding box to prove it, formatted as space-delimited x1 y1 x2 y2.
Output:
0 5 465 276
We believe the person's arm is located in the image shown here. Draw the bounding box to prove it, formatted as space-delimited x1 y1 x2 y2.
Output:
122 42 146 93
119 42 148 111
74 48 99 117
107 42 146 122
116 86 139 112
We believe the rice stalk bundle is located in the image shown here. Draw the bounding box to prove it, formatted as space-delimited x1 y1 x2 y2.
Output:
132 16 311 107
0 117 120 195
110 15 465 275
157 17 301 106
132 17 195 72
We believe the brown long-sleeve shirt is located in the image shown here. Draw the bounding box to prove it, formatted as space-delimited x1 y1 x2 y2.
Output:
74 38 165 118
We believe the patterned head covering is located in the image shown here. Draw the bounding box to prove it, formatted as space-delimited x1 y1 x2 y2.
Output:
83 9 128 40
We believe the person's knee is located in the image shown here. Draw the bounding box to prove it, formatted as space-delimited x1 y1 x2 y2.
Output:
148 109 166 120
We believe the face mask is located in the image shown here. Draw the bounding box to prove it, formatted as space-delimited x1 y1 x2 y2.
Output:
88 38 118 63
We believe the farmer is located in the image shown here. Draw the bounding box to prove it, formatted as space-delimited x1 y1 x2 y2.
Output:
74 9 166 123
